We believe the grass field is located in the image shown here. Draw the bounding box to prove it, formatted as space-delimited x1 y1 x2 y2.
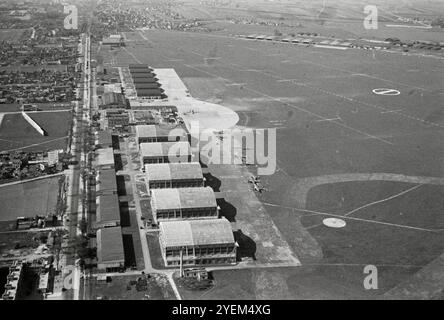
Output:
106 25 444 298
0 176 62 221
0 111 72 152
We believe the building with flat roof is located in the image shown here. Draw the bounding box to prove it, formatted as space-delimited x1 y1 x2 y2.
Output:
96 169 117 195
136 124 189 144
97 130 113 149
151 187 218 222
96 227 125 272
145 162 204 191
140 141 191 165
159 218 236 267
134 83 161 89
95 193 120 229
96 147 115 169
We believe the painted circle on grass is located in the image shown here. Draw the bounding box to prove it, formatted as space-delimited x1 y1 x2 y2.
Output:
372 88 401 96
323 218 346 228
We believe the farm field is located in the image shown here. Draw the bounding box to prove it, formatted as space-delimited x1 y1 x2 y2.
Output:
0 110 72 152
0 176 62 221
103 21 444 298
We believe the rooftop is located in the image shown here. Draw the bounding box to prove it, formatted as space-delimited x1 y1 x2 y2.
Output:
97 169 117 194
97 227 125 263
96 193 120 224
140 141 191 158
96 147 115 167
97 130 112 146
160 218 234 247
136 124 188 140
151 187 216 210
145 162 203 182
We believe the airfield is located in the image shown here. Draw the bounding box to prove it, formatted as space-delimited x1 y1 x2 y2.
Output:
100 28 444 299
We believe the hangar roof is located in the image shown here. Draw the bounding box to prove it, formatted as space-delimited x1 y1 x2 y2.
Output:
136 124 188 140
160 218 234 247
151 187 216 211
145 162 203 182
97 169 117 194
140 141 191 158
96 193 120 223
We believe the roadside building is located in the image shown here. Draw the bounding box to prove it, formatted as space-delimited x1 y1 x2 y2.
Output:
135 124 189 144
96 147 115 169
144 162 204 191
140 141 191 165
95 193 120 229
97 130 113 149
159 218 236 267
151 187 218 222
96 169 117 195
96 227 125 272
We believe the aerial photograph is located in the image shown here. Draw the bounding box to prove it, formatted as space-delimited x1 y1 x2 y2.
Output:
0 0 443 308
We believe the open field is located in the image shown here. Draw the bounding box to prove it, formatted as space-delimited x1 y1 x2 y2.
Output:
0 111 72 152
104 24 444 298
0 176 62 221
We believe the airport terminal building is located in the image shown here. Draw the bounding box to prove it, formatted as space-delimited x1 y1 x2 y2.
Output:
150 187 218 222
144 162 204 191
159 218 237 267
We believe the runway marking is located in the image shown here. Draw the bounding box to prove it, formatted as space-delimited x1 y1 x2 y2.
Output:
381 109 404 114
277 78 300 83
290 173 444 209
262 202 441 232
344 184 423 217
373 88 401 96
225 83 246 87
315 116 342 122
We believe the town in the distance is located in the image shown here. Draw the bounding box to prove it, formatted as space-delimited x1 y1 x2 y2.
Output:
0 0 444 301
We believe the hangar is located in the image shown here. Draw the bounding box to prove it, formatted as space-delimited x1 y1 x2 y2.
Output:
134 83 161 89
139 141 191 164
136 88 165 99
96 227 125 272
159 218 236 267
140 141 191 164
135 124 189 144
130 77 158 83
95 193 120 229
144 162 204 191
151 187 218 222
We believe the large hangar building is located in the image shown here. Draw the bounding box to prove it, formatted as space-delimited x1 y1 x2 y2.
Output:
144 162 204 191
139 141 191 164
150 187 218 222
159 218 236 267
